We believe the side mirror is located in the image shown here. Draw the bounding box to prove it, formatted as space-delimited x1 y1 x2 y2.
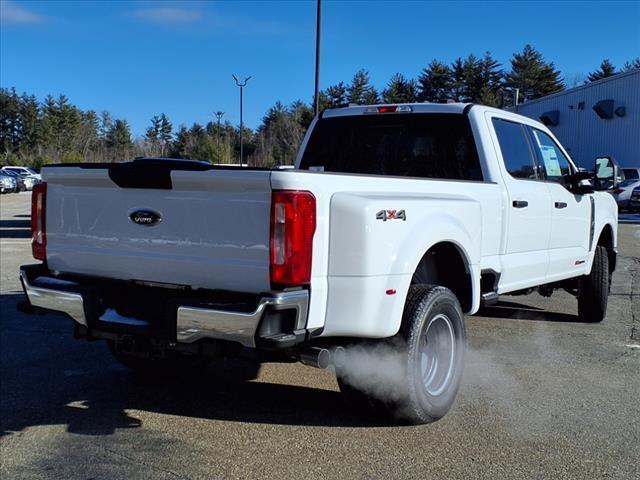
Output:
567 171 595 195
594 156 619 191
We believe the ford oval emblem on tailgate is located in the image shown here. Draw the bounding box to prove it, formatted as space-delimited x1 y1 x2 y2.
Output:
129 209 162 226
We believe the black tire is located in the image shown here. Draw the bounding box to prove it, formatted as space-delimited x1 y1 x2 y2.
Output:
107 340 209 375
577 245 610 323
337 285 465 424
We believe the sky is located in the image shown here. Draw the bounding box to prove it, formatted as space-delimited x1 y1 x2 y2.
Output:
1 0 639 137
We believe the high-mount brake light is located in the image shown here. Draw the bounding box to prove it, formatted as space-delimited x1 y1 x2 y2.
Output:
270 190 316 288
364 105 413 114
31 182 47 261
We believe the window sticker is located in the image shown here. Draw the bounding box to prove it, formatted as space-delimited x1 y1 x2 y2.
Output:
540 145 562 176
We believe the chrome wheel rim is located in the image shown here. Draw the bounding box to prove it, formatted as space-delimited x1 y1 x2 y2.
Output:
420 313 456 396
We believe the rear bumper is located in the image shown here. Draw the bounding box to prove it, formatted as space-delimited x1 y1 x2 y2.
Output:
19 264 309 348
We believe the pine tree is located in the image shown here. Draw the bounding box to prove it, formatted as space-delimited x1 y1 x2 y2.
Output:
450 58 465 102
106 119 133 160
620 57 640 72
418 60 452 103
347 70 378 105
477 52 504 106
159 113 173 156
587 59 616 82
325 82 348 108
506 45 564 103
382 73 418 103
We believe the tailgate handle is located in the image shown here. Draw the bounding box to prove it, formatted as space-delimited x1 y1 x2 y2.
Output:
554 202 568 209
512 200 528 209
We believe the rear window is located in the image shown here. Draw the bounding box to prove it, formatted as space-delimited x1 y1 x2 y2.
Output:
299 113 483 181
623 169 639 180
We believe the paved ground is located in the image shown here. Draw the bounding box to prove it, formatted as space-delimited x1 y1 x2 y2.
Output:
1 192 639 480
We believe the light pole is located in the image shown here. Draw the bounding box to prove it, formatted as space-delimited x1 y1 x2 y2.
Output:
214 111 224 162
314 0 322 116
232 75 251 165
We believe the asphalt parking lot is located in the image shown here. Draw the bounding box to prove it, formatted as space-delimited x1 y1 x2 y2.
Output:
1 192 639 480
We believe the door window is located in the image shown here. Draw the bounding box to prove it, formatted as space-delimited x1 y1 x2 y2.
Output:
529 128 572 182
492 118 537 180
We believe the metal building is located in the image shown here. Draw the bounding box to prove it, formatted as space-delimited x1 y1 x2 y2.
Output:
514 69 640 169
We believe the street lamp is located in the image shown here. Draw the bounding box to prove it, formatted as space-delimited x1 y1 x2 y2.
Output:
232 75 251 165
214 111 224 162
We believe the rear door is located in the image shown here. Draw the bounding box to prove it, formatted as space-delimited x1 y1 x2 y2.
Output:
491 117 551 291
526 127 591 281
44 161 273 293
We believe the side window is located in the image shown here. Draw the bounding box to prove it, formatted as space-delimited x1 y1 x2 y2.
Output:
492 118 537 180
528 128 572 182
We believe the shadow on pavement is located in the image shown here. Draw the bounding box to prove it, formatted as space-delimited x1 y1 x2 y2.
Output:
0 293 394 437
0 219 30 238
478 300 581 323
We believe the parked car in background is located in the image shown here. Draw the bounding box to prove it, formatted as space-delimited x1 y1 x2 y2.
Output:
2 166 42 181
0 171 17 193
1 169 26 192
612 179 640 211
628 185 640 213
622 167 640 181
1 166 41 190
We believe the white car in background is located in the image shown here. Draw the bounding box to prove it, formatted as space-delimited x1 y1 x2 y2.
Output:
1 166 42 190
612 178 640 211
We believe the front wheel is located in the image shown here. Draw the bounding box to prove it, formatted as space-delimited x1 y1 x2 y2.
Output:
577 245 610 323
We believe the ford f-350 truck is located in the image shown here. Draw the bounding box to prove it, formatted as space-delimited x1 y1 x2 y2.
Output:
20 103 618 424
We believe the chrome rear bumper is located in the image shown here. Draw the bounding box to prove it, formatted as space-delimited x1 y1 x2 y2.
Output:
19 265 308 348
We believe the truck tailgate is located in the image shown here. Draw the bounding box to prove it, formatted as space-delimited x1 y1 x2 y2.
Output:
43 163 272 293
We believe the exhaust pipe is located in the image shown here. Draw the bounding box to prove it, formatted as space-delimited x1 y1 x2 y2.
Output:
298 347 331 369
298 346 347 370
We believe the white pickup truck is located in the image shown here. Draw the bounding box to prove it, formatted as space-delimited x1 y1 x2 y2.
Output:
20 103 618 424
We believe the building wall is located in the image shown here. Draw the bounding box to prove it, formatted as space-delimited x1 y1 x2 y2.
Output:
515 69 640 169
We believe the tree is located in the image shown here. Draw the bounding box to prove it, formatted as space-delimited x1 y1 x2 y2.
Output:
159 113 172 156
620 57 640 72
586 59 616 82
382 73 417 103
106 119 133 160
505 44 564 103
418 60 452 103
347 69 378 105
477 52 504 106
450 58 465 102
325 82 348 108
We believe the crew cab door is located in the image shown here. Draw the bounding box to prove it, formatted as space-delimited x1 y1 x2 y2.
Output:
526 127 591 281
491 117 551 291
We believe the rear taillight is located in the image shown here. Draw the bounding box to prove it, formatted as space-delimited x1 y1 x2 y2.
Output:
270 190 316 288
31 182 47 261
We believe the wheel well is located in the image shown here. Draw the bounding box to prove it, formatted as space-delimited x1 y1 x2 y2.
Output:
411 242 472 312
596 224 616 273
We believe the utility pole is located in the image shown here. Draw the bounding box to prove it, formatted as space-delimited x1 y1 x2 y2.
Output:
314 0 322 116
232 75 251 165
214 111 224 163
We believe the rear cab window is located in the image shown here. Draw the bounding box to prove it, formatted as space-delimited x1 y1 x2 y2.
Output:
299 113 484 181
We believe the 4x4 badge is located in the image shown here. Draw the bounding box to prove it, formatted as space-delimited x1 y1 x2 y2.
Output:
376 210 406 221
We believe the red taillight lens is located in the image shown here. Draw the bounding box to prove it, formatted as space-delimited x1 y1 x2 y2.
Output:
270 190 316 288
377 106 398 113
31 182 47 261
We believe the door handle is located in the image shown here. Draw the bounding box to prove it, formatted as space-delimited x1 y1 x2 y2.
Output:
512 200 529 208
554 202 568 209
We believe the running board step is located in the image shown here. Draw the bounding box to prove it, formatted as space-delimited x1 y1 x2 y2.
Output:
481 292 499 306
